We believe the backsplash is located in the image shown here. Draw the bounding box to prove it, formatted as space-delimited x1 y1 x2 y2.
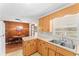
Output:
38 31 53 41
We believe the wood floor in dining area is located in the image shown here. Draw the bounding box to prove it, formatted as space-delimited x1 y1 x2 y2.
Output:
6 43 22 53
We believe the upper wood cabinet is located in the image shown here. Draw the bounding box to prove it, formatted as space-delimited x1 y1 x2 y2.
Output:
39 16 52 32
39 4 79 32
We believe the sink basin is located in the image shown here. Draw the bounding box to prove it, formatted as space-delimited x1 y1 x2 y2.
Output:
50 40 75 49
50 40 62 44
50 40 65 46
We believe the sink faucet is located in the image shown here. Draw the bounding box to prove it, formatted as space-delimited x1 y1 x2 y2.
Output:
68 39 75 49
63 37 75 49
60 33 75 49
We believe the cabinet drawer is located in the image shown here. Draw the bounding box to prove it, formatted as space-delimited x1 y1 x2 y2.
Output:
55 53 60 56
57 47 76 56
49 48 56 56
48 44 57 51
37 39 48 45
55 52 64 56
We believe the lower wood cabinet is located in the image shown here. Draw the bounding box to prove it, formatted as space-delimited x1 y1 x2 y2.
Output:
48 43 57 56
30 40 37 54
41 46 48 56
56 46 76 56
48 49 56 56
37 39 48 56
37 39 42 54
23 39 76 56
55 52 63 56
23 41 31 56
23 39 37 56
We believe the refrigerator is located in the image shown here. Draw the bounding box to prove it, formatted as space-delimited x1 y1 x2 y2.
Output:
30 24 37 37
0 21 5 56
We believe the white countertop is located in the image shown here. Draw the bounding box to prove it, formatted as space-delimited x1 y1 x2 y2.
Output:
22 36 37 41
22 36 79 55
38 37 77 53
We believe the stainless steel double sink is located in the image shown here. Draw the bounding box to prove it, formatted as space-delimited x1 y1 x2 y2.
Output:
50 39 75 49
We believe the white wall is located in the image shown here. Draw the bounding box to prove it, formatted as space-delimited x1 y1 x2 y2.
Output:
53 14 78 29
0 17 38 24
0 21 5 56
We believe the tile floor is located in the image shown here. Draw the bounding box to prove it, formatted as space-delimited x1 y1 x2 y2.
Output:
6 49 41 56
6 49 23 56
31 53 41 56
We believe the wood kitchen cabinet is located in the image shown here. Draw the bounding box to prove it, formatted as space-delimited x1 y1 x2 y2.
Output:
48 49 56 56
23 40 31 56
23 39 37 56
39 4 79 32
37 39 76 56
48 43 76 56
55 53 61 56
41 46 48 56
37 39 49 56
37 40 43 54
55 52 64 56
56 46 76 56
37 39 56 56
39 16 52 32
48 44 57 56
30 39 37 54
23 38 76 56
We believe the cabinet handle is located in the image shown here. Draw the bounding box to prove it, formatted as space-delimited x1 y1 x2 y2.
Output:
40 44 41 45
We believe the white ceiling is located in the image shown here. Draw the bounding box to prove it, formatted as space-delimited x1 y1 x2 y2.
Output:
0 3 74 21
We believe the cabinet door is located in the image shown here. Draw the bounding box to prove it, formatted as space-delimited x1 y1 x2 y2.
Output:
39 17 51 32
23 40 37 56
25 42 31 56
56 52 62 56
39 19 44 31
57 46 76 56
23 41 31 56
30 40 37 54
37 40 49 56
41 46 48 56
44 19 50 32
37 41 42 54
48 49 56 56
